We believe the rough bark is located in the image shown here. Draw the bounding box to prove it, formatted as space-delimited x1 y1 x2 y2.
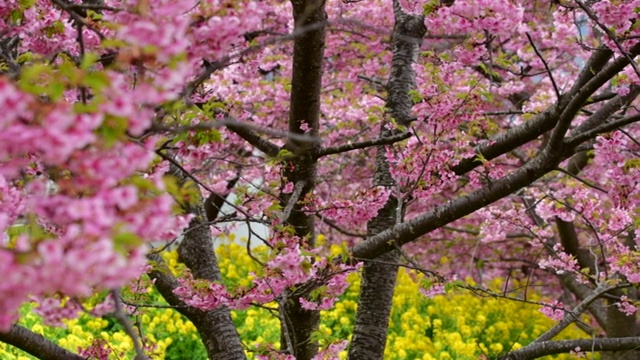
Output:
148 251 247 360
177 215 247 360
0 325 85 360
348 2 426 359
278 1 327 359
149 165 246 360
348 131 403 360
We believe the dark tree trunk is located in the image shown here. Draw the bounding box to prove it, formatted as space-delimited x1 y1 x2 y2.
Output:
348 249 400 360
348 2 426 359
278 1 327 359
149 164 246 360
602 296 640 360
177 215 247 360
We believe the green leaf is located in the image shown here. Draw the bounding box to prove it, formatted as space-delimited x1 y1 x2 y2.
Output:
18 63 53 95
97 115 128 146
82 71 110 91
113 232 142 253
80 53 100 70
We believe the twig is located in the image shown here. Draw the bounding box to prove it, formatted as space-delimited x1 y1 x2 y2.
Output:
526 32 561 100
154 149 254 220
315 131 411 158
49 0 106 40
316 215 367 238
112 290 149 360
151 116 318 152
554 167 607 193
575 0 640 80
534 283 631 343
567 113 640 146
67 3 122 12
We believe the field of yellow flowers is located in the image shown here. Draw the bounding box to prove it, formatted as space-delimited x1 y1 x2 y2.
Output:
1 236 593 359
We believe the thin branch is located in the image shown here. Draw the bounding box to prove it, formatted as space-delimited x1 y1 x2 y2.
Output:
315 131 411 158
393 241 446 281
112 290 149 360
585 91 617 105
49 0 106 40
482 110 525 116
119 298 188 309
575 0 640 80
152 116 318 157
567 113 640 147
225 121 281 157
154 149 254 220
554 167 607 193
67 3 122 12
535 283 631 343
353 257 444 281
316 215 367 238
526 32 560 100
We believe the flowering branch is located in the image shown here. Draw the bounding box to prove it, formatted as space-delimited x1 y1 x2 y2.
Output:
49 0 106 40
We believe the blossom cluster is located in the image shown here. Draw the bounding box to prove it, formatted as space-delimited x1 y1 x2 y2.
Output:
173 234 359 312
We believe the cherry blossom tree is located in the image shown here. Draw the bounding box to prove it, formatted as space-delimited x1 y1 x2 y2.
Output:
2 0 640 359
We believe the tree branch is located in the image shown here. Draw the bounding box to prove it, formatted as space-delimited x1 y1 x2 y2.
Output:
351 146 573 260
226 122 281 157
568 113 640 147
314 131 411 158
450 42 635 176
556 272 607 328
500 337 640 360
281 180 307 222
112 290 149 360
535 283 630 343
526 32 560 100
451 45 613 174
146 253 197 318
0 324 84 360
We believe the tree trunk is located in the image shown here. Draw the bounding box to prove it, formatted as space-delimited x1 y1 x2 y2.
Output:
150 164 246 360
178 216 247 360
348 2 426 359
348 247 400 360
278 1 327 359
601 290 640 360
